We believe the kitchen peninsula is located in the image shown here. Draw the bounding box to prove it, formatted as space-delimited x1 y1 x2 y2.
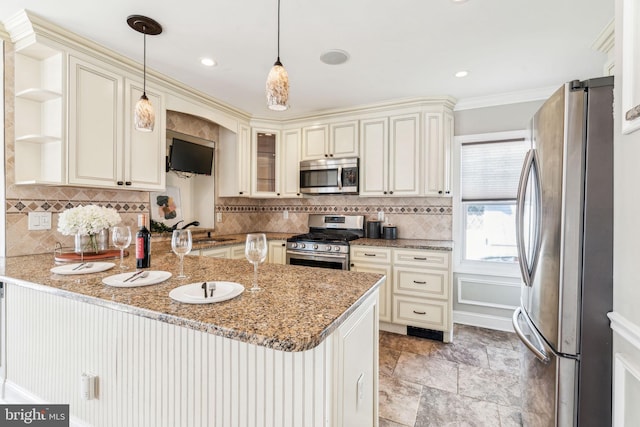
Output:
0 249 384 427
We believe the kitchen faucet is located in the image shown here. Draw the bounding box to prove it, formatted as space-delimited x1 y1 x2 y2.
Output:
171 220 200 230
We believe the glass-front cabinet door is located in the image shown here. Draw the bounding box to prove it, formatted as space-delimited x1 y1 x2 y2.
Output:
251 129 278 197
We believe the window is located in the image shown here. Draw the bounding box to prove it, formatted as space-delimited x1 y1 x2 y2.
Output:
459 137 528 264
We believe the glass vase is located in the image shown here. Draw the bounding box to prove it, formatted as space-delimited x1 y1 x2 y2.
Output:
74 228 109 255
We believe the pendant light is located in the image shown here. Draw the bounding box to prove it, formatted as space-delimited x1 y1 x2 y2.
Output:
127 15 163 131
266 0 289 111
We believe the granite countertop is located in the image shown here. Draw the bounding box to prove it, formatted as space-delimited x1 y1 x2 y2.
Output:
351 238 454 251
0 251 384 352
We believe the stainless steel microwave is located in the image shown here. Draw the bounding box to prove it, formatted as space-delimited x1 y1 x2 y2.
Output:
299 157 359 195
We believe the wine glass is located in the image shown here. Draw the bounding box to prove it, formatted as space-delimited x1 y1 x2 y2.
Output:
245 233 268 292
111 226 132 269
172 229 192 279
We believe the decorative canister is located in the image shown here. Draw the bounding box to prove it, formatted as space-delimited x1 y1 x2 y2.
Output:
382 225 398 240
366 221 382 239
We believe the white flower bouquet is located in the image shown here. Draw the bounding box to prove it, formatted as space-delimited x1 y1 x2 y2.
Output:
58 205 121 253
58 205 121 235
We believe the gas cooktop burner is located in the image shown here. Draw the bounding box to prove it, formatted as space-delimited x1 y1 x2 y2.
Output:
287 232 360 243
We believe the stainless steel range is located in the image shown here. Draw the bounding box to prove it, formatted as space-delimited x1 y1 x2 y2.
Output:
286 214 365 270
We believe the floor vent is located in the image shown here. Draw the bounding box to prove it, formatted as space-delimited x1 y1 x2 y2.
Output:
407 326 443 342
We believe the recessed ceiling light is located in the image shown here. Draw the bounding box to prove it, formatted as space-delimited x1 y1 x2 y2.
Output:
200 57 217 67
320 49 350 65
455 70 469 78
451 0 469 3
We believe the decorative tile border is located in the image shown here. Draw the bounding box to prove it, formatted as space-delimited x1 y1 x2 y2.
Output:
5 199 149 214
216 204 452 215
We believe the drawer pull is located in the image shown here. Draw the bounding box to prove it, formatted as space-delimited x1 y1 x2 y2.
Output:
413 280 427 285
364 253 376 257
413 257 428 261
413 310 426 315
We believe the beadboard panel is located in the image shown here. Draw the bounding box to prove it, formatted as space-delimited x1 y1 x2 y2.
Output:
6 284 335 426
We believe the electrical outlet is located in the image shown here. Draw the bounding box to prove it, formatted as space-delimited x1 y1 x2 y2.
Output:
283 210 289 219
377 211 384 221
28 212 52 230
216 212 222 223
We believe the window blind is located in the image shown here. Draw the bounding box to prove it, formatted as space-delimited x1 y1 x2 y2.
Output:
461 138 528 202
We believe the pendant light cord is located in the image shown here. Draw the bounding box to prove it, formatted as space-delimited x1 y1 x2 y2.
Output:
276 0 281 62
142 26 147 97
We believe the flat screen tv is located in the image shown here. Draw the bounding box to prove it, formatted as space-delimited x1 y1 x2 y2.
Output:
169 138 213 175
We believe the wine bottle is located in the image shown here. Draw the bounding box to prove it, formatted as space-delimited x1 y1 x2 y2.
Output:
136 213 151 268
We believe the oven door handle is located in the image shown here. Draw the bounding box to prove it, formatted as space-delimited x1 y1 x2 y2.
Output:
337 166 343 190
286 250 347 259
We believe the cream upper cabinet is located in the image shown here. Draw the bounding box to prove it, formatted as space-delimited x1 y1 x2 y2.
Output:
301 121 359 160
330 120 359 158
280 128 302 197
251 128 300 198
67 55 123 188
123 79 166 190
423 111 453 196
388 113 420 196
218 124 251 197
359 117 389 196
360 114 419 196
301 124 329 160
67 55 165 190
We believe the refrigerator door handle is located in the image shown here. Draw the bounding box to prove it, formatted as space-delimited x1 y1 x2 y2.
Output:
516 149 542 287
513 307 551 363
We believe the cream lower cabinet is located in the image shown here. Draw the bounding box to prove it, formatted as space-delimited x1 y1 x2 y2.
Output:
67 55 165 190
350 246 392 323
268 240 287 264
351 245 453 342
392 249 452 342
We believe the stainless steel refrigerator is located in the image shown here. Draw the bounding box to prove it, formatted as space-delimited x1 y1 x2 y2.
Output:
512 77 613 427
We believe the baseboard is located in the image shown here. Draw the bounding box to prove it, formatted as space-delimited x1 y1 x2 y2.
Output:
379 321 406 335
1 381 90 427
453 310 514 332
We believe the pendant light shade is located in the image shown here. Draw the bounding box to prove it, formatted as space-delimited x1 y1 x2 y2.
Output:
127 15 162 132
266 0 289 111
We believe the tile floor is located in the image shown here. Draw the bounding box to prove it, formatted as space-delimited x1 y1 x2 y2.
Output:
379 324 524 427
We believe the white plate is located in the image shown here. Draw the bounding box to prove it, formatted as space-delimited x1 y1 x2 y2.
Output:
51 262 115 275
102 271 172 287
170 281 245 304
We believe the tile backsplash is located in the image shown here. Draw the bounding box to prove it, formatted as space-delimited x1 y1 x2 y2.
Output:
213 196 452 241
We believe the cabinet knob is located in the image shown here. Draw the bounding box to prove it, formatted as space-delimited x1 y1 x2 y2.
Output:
281 243 285 247
389 191 394 194
383 191 387 194
277 193 280 196
445 191 450 194
239 192 243 195
125 181 132 186
324 154 329 157
117 181 124 186
438 190 443 194
350 263 354 267
296 193 300 196
329 154 334 157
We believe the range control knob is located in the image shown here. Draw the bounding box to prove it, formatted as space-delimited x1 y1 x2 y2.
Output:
324 245 332 252
313 244 319 249
299 243 306 249
291 243 297 249
333 246 341 252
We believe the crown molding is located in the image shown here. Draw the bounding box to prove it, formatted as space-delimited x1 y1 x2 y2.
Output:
453 86 557 111
592 19 615 54
4 9 252 122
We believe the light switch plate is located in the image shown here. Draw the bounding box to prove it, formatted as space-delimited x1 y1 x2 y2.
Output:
28 212 52 230
283 210 289 219
216 212 222 223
